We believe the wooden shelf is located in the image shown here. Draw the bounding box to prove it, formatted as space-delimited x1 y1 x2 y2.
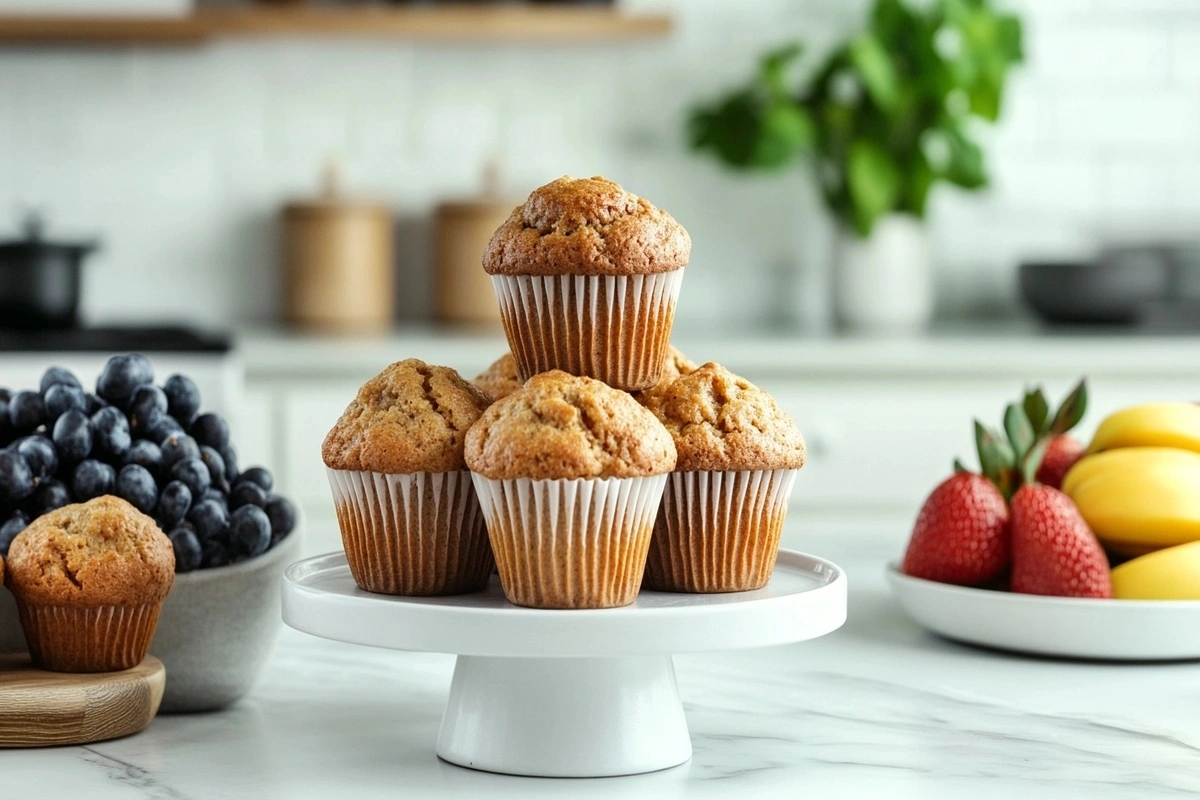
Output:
0 6 672 45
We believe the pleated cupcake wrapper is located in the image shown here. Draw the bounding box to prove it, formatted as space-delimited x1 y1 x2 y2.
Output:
492 270 684 391
472 474 668 609
645 469 799 593
327 468 494 596
16 600 162 673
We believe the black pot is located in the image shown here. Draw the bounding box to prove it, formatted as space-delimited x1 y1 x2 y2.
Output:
0 219 97 330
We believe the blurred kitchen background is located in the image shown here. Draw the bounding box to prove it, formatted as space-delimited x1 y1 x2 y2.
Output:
3 0 1200 555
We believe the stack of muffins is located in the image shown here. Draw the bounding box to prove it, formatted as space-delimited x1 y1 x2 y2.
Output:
322 176 806 609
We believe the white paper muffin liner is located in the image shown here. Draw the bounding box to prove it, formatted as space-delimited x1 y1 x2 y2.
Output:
491 269 684 391
327 468 494 596
471 474 668 609
17 601 162 673
645 469 799 593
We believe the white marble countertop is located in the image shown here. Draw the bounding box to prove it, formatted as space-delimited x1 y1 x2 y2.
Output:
3 533 1197 799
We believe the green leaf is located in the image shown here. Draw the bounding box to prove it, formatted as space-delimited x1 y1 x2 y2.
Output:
975 420 1017 499
997 14 1023 62
943 126 987 188
847 139 901 236
849 32 899 111
953 457 970 474
1022 437 1050 485
759 43 804 98
757 102 816 163
1023 388 1050 434
902 152 936 217
1049 378 1089 435
1003 403 1035 461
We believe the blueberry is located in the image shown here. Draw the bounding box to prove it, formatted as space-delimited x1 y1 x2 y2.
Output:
15 435 57 479
96 353 154 409
72 459 116 501
170 456 211 499
116 464 157 514
201 487 229 512
187 498 228 542
162 374 201 428
0 389 11 402
161 433 200 468
0 451 34 502
169 524 203 573
43 383 88 423
230 479 267 509
31 478 71 516
0 512 27 555
0 398 13 446
128 385 168 435
90 406 131 461
191 413 229 450
230 504 271 558
39 366 82 394
198 446 226 486
219 444 239 483
85 393 107 416
8 390 44 434
265 494 296 536
142 411 183 444
124 440 164 477
52 409 92 463
201 538 230 569
156 480 193 527
238 466 273 493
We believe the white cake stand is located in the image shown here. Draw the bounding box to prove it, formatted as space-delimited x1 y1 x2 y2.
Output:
281 549 847 778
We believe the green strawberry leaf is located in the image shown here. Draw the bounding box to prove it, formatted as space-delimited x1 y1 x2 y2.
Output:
953 457 970 474
1021 437 1050 484
1049 378 1088 435
975 419 1017 499
1003 402 1035 461
1023 387 1050 435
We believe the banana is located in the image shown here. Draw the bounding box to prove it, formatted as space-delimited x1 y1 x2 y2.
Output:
1087 402 1200 454
1066 461 1200 556
1111 541 1200 600
1062 447 1200 496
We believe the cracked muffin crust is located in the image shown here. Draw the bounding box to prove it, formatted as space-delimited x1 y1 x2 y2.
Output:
639 362 807 472
472 352 523 403
465 370 676 480
322 359 491 474
482 176 691 276
5 495 174 607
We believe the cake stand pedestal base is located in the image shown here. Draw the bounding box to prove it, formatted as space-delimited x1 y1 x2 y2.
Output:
436 655 690 777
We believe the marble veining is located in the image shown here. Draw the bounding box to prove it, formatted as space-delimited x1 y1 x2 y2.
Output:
2 533 1198 799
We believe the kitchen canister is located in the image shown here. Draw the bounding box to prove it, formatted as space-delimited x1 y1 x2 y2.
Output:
433 198 513 326
282 164 394 332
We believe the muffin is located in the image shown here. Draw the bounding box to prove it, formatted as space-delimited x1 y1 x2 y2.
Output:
5 496 175 672
639 363 806 593
322 359 495 596
483 176 690 392
473 352 523 402
634 345 698 400
465 370 677 609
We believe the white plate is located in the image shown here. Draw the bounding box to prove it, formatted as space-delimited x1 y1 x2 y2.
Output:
886 564 1200 661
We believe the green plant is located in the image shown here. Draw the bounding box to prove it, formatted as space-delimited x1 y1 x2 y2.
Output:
688 0 1023 237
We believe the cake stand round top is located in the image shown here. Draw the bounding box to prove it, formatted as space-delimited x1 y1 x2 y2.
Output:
282 549 847 657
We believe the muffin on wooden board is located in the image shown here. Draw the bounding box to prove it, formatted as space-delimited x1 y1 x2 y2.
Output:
639 363 806 593
5 496 175 672
322 359 494 596
465 370 676 609
483 176 690 392
472 352 523 403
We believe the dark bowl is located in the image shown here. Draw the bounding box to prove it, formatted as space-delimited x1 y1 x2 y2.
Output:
1018 257 1172 325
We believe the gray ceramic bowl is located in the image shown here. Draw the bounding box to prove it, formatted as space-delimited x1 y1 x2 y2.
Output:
151 529 302 713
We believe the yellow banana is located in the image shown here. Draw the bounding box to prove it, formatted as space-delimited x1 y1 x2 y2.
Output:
1062 447 1200 496
1066 462 1200 556
1087 402 1200 454
1111 541 1200 600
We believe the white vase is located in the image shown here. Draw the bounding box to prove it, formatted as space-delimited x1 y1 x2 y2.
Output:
833 215 934 333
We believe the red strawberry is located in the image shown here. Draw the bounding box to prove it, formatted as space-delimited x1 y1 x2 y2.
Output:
1035 434 1085 490
902 472 1010 586
1010 484 1112 598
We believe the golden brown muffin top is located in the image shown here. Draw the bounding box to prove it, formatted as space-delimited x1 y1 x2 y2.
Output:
482 176 691 276
5 496 174 607
323 359 491 474
473 353 523 403
465 370 677 480
640 363 807 471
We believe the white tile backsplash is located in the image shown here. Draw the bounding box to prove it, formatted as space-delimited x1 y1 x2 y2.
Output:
0 0 1198 328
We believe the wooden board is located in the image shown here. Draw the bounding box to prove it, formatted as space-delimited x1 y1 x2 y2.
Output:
0 7 672 45
0 654 165 748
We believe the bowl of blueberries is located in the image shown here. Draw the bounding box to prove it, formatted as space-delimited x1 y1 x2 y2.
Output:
0 353 299 712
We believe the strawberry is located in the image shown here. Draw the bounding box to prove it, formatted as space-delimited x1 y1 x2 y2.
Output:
1034 434 1086 490
1010 484 1112 598
902 472 1010 586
